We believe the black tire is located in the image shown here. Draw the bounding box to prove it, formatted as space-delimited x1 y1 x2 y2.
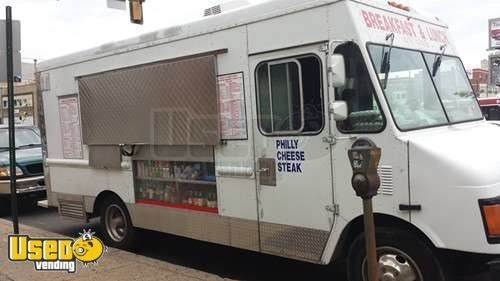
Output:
347 227 448 281
99 195 136 249
0 196 10 216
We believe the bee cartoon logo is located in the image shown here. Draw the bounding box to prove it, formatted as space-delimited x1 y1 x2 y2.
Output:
8 229 105 273
72 230 104 264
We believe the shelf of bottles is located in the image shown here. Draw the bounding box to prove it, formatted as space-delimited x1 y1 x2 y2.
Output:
134 160 218 213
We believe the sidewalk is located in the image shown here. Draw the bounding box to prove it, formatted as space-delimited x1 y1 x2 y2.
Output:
0 219 231 281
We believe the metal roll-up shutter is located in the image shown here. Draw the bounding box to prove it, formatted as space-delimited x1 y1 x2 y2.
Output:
78 55 220 146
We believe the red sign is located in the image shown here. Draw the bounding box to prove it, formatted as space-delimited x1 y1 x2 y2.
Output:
478 97 500 107
361 10 448 44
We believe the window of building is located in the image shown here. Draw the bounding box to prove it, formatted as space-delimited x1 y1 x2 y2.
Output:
334 43 385 133
256 55 323 135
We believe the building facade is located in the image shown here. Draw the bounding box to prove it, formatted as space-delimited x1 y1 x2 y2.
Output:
490 53 500 86
470 68 489 96
0 81 38 126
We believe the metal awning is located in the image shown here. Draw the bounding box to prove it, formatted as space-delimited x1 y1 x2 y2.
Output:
78 53 221 146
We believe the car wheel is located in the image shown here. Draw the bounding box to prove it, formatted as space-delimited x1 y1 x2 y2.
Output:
99 195 135 249
347 227 448 281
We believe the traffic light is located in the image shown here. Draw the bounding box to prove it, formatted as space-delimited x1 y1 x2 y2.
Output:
107 0 144 24
129 0 144 24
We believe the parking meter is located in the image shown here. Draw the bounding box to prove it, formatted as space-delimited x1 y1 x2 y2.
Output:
348 138 381 281
348 138 381 199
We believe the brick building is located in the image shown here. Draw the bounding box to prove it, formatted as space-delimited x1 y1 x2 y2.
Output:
470 68 489 96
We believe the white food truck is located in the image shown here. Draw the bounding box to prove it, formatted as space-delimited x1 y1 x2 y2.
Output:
38 0 500 279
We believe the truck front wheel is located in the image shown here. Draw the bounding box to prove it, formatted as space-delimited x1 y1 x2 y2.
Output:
99 195 135 249
347 227 447 281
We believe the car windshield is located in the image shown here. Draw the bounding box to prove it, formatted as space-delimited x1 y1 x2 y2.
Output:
368 44 483 130
0 128 42 149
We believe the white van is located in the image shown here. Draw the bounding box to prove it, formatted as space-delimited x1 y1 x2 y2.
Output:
38 0 500 279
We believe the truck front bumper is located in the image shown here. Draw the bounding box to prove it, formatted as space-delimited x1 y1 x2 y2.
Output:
0 175 46 197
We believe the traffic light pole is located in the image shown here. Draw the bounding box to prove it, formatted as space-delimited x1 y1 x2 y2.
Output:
5 6 19 235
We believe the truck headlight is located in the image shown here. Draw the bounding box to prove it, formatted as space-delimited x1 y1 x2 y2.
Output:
0 166 23 178
479 197 500 244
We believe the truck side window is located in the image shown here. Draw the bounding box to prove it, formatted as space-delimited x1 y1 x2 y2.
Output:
334 43 384 133
256 55 323 135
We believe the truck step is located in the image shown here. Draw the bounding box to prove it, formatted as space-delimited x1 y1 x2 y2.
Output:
37 200 49 208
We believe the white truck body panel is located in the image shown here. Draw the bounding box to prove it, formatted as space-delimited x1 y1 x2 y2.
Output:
406 121 500 254
39 0 500 265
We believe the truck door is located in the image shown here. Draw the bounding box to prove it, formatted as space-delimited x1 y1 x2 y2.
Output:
330 42 410 223
249 44 334 262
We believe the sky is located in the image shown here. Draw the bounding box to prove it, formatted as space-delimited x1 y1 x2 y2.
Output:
0 0 498 69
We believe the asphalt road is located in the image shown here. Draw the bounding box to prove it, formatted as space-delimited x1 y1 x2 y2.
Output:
0 203 493 281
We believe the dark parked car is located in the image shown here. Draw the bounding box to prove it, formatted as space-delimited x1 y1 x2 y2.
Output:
478 97 500 121
0 126 45 205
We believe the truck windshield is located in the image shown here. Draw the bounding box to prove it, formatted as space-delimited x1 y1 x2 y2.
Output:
368 44 482 130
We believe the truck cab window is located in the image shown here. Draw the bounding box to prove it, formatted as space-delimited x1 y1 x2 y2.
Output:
334 43 384 133
256 56 323 135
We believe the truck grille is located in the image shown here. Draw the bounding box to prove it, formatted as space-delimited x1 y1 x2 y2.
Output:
58 199 88 222
378 165 394 196
24 163 43 175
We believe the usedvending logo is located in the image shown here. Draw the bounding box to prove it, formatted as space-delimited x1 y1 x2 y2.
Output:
8 229 105 273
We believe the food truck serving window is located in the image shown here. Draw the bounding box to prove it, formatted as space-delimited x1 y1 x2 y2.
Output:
78 55 219 146
256 55 323 135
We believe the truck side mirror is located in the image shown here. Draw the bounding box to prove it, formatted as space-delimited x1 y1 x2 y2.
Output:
329 101 348 121
330 54 346 88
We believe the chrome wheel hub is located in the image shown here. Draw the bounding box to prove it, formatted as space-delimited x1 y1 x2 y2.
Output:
105 204 127 242
379 253 417 281
363 247 424 281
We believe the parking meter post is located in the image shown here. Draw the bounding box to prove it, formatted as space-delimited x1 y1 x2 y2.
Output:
348 138 381 281
363 198 378 281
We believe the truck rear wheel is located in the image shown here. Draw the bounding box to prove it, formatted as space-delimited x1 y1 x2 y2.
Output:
347 227 447 281
99 195 135 249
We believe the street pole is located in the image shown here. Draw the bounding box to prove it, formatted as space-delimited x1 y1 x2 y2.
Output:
5 6 19 234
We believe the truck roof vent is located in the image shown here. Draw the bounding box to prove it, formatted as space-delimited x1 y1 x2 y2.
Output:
203 0 250 17
204 5 222 17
